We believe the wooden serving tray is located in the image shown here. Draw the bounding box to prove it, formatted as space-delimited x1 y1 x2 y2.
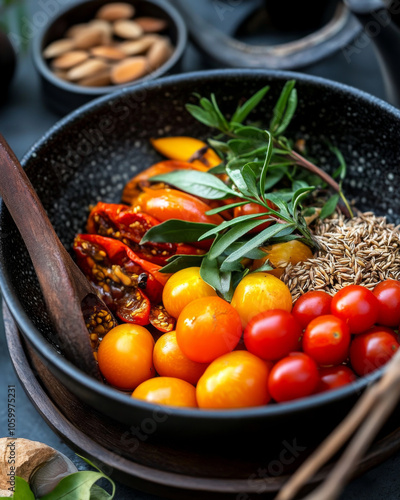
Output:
4 302 400 499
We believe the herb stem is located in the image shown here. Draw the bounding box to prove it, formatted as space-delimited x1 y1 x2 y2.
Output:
284 148 353 219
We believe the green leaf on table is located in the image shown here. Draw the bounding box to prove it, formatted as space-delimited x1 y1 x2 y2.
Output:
150 170 233 200
141 220 215 244
39 471 114 500
231 86 270 124
90 484 114 499
13 477 35 500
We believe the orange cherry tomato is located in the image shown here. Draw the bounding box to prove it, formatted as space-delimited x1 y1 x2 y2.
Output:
176 296 242 363
251 240 313 277
122 160 208 204
196 351 271 409
132 187 224 226
153 331 208 385
132 377 197 407
233 202 274 233
97 324 155 391
162 267 217 319
231 273 293 328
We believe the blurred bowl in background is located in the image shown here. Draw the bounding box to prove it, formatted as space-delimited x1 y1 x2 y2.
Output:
32 0 187 115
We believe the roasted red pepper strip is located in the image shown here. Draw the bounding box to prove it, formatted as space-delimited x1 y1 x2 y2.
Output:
73 234 173 330
87 202 204 265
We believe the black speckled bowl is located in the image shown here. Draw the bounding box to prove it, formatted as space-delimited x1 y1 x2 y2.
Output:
32 0 187 115
1 69 400 454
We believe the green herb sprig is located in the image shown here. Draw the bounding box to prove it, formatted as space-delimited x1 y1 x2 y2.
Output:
141 82 352 300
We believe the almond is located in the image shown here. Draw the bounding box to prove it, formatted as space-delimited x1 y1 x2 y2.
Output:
66 58 109 81
96 2 135 21
147 37 173 71
111 56 148 84
118 35 159 55
79 69 112 87
52 50 89 70
113 20 143 39
74 26 105 49
90 45 125 60
43 39 75 59
88 19 113 45
65 23 88 39
135 17 168 33
53 70 69 81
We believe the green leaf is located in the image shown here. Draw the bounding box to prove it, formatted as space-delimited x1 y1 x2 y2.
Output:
206 200 248 215
90 484 113 499
225 244 267 259
39 472 105 500
330 145 347 181
320 193 340 219
185 104 220 129
220 223 294 269
208 139 232 157
160 254 205 273
242 163 258 198
259 131 273 196
207 162 227 175
211 94 230 132
232 125 269 143
263 167 287 191
150 170 233 200
231 86 270 124
208 218 274 259
141 220 215 244
250 261 273 273
270 80 296 134
291 186 315 214
225 163 248 193
199 211 272 240
13 477 35 500
274 88 298 136
200 252 232 300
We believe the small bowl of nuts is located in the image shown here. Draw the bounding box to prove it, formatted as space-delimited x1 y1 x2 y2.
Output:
32 0 187 114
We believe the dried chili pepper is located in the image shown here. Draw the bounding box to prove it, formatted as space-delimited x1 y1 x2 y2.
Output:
74 234 174 332
87 202 204 265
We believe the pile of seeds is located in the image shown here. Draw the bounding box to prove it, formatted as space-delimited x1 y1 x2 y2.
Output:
282 212 400 301
43 2 174 87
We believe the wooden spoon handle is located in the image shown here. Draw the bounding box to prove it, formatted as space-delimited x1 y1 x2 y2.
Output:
0 133 100 379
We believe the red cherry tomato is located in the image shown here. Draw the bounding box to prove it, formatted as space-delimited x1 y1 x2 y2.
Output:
316 365 357 393
349 326 400 376
268 352 319 402
330 285 379 334
233 202 274 233
303 315 351 366
244 309 302 361
373 279 400 327
292 291 332 329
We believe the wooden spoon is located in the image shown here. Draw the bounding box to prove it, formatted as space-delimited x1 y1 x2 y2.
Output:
0 133 116 380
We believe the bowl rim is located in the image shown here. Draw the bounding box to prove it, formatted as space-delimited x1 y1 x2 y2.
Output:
1 67 399 420
32 0 188 95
